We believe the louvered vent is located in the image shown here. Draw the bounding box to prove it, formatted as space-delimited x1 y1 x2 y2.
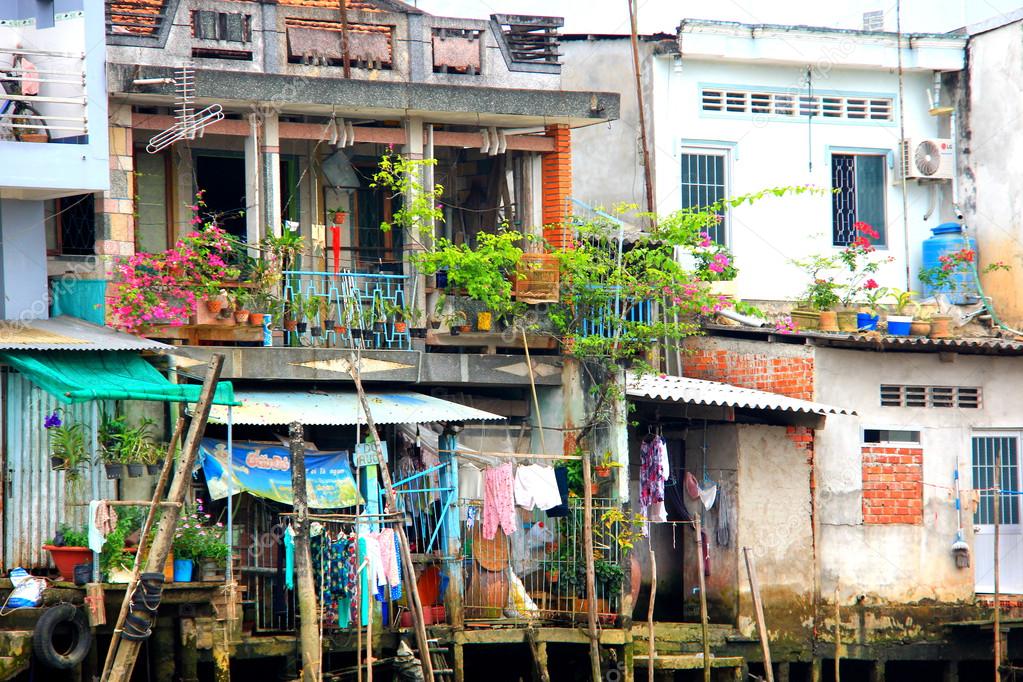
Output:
701 88 893 122
881 384 981 409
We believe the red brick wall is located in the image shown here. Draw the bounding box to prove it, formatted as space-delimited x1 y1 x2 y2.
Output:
684 348 815 401
541 124 572 250
861 446 923 525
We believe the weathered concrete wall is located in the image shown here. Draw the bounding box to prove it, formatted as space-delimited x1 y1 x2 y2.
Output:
960 22 1023 327
0 199 48 319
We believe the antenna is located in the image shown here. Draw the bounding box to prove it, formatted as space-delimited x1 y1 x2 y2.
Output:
146 65 224 153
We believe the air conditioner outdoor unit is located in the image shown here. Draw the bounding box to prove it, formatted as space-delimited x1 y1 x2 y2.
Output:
901 138 954 180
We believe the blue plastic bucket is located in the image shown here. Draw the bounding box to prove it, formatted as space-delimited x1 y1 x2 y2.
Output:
857 313 878 331
887 316 912 336
173 559 193 582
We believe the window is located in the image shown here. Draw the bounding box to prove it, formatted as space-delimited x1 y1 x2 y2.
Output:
45 194 95 257
832 153 886 246
973 435 1019 525
700 87 893 122
880 384 981 409
135 150 171 253
863 429 921 444
680 148 728 244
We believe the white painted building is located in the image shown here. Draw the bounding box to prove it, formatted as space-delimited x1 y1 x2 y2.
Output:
565 21 966 303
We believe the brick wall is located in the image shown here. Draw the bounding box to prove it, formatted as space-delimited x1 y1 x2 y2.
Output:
541 124 572 250
684 347 815 401
861 445 923 524
96 103 136 269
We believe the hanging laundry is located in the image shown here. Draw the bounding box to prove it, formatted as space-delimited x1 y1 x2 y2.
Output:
684 471 701 499
513 464 562 510
88 500 118 553
698 481 718 511
640 436 670 525
545 466 570 518
374 528 402 601
715 487 733 547
283 525 295 591
483 463 516 539
700 529 711 577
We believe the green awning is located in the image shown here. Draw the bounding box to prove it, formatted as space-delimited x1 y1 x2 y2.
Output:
0 351 237 405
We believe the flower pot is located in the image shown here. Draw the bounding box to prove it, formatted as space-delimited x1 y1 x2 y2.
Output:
374 321 386 333
296 322 308 334
43 545 93 581
233 309 250 324
595 466 611 479
50 455 66 471
886 315 913 336
790 309 819 331
173 559 194 582
856 312 879 331
104 463 125 480
204 298 225 314
449 326 460 337
146 460 164 475
477 311 493 332
458 324 473 334
332 211 347 225
249 312 266 326
589 482 599 496
929 315 954 339
324 319 336 332
19 133 48 143
910 320 931 336
284 318 298 332
818 310 839 332
199 559 224 582
126 463 144 478
430 319 442 330
394 321 408 334
411 327 426 338
837 310 859 332
546 569 560 583
310 326 323 337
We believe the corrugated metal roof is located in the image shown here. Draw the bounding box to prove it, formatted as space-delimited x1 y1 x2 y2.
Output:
201 390 505 426
626 372 854 416
0 316 171 351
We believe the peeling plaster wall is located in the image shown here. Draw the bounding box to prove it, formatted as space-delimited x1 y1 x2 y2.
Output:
814 346 1023 605
960 22 1023 328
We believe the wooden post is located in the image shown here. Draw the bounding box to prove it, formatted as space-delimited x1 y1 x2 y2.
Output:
582 453 601 681
180 618 199 682
348 355 435 681
628 0 655 223
291 422 322 681
338 0 351 79
693 514 711 682
743 548 774 682
994 443 1002 682
647 542 656 682
834 587 841 682
105 355 224 682
526 625 551 682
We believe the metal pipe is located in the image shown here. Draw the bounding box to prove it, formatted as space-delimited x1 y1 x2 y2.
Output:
131 78 176 86
91 402 100 583
227 405 234 582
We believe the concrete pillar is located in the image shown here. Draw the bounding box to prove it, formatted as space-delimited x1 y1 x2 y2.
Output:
541 124 572 250
261 109 282 239
0 199 48 320
180 618 199 682
403 117 427 318
244 112 262 253
152 617 175 682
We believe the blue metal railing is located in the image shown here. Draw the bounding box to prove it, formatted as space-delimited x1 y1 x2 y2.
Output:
282 270 412 350
579 288 653 339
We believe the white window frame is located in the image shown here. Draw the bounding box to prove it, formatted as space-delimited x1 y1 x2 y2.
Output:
679 144 731 245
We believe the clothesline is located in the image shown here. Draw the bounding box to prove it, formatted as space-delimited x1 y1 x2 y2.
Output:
440 449 582 461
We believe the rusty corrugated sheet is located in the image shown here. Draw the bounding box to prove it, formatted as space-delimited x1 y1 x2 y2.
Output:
4 372 114 571
0 316 172 352
432 33 481 72
285 22 393 64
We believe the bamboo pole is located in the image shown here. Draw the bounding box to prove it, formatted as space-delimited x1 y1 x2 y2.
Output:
994 444 1002 682
693 514 711 682
105 354 225 682
582 454 601 681
628 0 655 223
348 354 435 681
647 541 656 682
291 422 322 681
743 547 774 682
99 416 185 680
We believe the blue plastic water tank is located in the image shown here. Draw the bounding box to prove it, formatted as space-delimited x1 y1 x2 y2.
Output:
920 222 977 304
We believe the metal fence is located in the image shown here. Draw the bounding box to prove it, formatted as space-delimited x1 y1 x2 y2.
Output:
282 270 412 350
394 459 457 559
461 497 624 623
0 46 88 141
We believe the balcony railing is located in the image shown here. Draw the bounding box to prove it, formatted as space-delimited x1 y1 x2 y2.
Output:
0 46 88 142
582 291 654 339
282 270 412 350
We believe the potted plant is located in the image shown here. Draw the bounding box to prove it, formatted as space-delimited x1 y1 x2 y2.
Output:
792 254 841 331
910 310 932 337
693 233 738 297
100 507 145 583
919 247 1011 339
173 499 226 582
322 299 337 333
142 440 166 475
593 451 621 479
99 412 128 479
858 284 888 331
43 525 92 581
289 292 308 333
204 287 229 315
231 289 250 324
45 411 88 498
304 295 323 338
330 207 348 225
886 289 917 337
447 310 467 336
248 292 268 327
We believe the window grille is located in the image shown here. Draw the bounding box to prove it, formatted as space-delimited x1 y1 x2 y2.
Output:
880 385 981 409
680 150 728 244
973 436 1019 525
701 88 893 122
831 153 886 246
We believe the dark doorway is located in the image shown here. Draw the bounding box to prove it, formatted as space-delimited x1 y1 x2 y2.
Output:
195 154 246 240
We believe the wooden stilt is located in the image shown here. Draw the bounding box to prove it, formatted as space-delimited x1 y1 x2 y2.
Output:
180 618 199 682
525 626 551 682
152 619 174 682
453 641 464 682
743 547 774 682
870 659 886 682
212 623 231 682
811 657 822 682
647 542 656 682
105 356 224 682
582 452 601 681
290 422 321 681
694 514 711 682
348 354 434 681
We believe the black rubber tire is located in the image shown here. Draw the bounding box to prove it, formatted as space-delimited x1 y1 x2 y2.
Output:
32 603 91 670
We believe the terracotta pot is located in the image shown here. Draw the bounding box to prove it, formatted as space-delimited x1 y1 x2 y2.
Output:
332 212 347 225
249 312 266 326
790 309 819 331
929 315 954 339
595 466 612 479
233 309 250 324
910 320 931 336
204 297 225 314
284 318 298 332
394 321 408 334
818 310 839 332
458 324 473 334
43 545 93 581
836 310 859 332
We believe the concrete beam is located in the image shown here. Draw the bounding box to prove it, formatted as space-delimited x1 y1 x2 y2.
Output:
167 346 562 386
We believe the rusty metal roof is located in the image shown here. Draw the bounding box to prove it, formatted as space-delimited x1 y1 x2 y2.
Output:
201 389 505 426
626 372 854 416
0 316 172 352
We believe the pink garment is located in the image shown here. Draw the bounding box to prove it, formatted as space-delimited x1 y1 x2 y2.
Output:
377 528 401 589
483 463 516 539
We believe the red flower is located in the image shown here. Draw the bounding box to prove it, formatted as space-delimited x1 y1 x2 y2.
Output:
854 222 880 239
864 279 879 289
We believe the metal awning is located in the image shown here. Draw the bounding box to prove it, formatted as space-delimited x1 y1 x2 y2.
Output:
201 389 505 426
626 372 854 417
0 316 172 351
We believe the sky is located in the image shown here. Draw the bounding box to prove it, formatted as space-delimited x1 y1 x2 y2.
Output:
411 0 1023 35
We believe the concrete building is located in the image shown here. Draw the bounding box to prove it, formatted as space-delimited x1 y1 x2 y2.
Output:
564 22 966 303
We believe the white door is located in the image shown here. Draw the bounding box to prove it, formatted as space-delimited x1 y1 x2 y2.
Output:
973 434 1023 594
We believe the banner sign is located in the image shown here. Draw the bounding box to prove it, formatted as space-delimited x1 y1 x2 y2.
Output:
199 438 362 509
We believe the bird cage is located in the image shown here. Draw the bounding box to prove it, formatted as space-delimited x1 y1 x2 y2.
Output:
514 253 560 304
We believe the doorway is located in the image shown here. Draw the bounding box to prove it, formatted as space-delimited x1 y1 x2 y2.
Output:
195 153 247 240
972 433 1023 594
